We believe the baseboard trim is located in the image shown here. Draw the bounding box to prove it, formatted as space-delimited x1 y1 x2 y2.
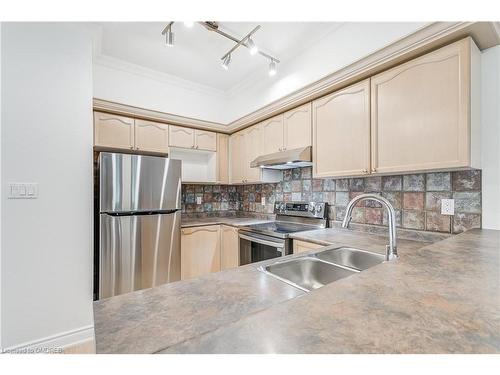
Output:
2 325 95 354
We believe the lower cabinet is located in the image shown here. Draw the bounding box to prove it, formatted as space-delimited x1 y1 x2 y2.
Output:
181 224 241 280
181 225 221 280
220 225 239 270
293 239 324 254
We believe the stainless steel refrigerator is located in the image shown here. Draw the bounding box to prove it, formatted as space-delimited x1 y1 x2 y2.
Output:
98 152 182 299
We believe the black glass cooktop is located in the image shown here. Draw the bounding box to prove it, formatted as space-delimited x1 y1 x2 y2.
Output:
240 221 321 238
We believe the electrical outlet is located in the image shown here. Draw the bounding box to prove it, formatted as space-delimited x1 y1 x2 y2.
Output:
441 199 455 215
196 196 202 205
261 197 266 206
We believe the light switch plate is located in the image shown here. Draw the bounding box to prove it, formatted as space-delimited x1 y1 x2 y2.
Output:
196 196 202 205
441 199 455 215
261 197 266 206
8 183 38 199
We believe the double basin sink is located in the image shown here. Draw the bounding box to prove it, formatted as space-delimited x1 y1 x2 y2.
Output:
259 247 385 292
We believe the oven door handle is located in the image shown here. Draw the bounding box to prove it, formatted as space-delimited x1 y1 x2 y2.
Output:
238 233 285 250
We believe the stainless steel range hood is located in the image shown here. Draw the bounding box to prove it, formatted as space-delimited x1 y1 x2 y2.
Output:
250 146 312 170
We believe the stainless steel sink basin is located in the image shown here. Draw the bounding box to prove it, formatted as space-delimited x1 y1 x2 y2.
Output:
313 247 385 271
259 257 358 292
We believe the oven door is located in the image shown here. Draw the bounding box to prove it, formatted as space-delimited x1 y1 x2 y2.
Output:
239 231 286 266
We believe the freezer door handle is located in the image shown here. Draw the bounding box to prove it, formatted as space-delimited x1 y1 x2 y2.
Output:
102 209 179 217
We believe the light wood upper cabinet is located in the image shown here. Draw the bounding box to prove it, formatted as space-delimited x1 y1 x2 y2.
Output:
313 79 371 178
229 131 245 184
293 239 324 254
284 103 312 150
181 225 221 280
195 129 217 151
220 225 239 270
169 126 217 151
371 38 480 174
242 125 262 183
217 133 229 184
135 119 169 153
94 112 135 150
169 125 195 149
262 115 284 154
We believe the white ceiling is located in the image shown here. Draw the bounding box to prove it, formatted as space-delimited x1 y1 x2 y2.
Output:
95 22 343 91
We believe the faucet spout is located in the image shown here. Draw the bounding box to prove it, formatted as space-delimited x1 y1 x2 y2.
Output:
342 193 398 261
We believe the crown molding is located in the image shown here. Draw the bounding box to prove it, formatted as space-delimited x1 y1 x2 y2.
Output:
93 98 229 133
93 22 500 135
94 53 228 99
225 21 500 133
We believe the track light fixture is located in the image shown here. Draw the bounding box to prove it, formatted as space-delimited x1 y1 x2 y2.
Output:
165 30 174 47
162 22 175 47
268 59 278 76
221 54 231 70
247 37 258 55
161 22 280 76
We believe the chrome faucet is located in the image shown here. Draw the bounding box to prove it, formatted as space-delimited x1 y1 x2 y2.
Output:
342 193 398 261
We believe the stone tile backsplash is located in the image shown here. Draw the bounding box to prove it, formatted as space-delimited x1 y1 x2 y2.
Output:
181 168 482 234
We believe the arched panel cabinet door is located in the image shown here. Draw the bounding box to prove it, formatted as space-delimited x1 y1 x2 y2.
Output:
169 125 195 149
370 37 480 174
135 119 169 153
181 225 221 280
261 114 284 155
242 124 262 183
313 79 371 178
284 102 312 151
94 112 135 150
194 129 217 151
229 131 245 184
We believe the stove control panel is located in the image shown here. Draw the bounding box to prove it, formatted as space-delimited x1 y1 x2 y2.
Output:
274 201 327 219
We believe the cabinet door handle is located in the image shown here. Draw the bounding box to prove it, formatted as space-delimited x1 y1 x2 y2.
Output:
372 168 377 173
362 169 368 174
278 147 282 152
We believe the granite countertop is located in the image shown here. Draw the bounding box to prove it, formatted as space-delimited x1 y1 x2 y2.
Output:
181 216 274 228
290 228 433 250
93 229 500 354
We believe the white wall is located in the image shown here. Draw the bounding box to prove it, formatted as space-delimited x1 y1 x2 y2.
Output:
0 21 3 348
93 59 229 124
481 46 500 230
1 23 94 349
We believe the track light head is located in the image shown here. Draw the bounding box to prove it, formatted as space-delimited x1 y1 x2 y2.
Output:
164 29 174 47
247 38 258 55
268 59 277 76
221 54 231 70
